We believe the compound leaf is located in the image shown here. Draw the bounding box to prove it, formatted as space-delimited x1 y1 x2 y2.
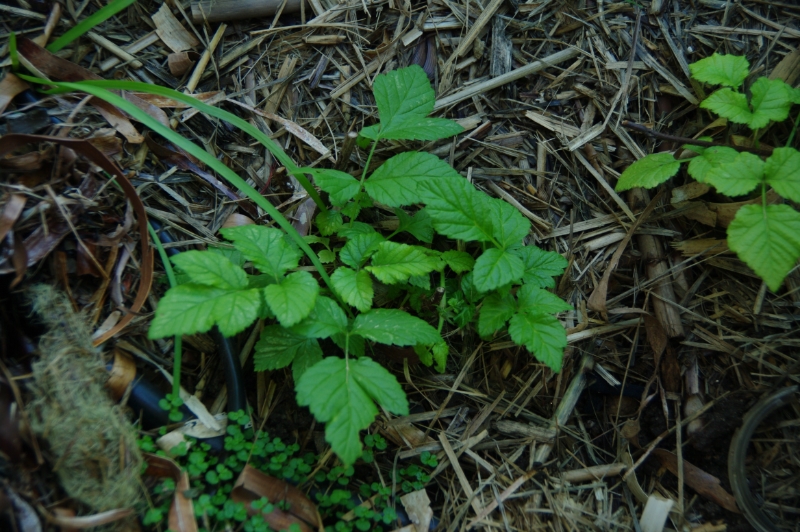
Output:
516 285 572 314
704 152 764 196
308 168 361 206
615 152 681 192
264 271 319 327
331 267 374 312
472 248 524 292
221 225 301 279
689 53 749 89
296 356 408 465
254 325 322 371
149 285 262 338
395 207 433 243
512 246 568 288
366 152 462 208
366 241 439 284
340 232 385 269
727 204 800 291
351 309 440 346
419 176 495 242
171 251 247 290
478 292 516 337
508 312 566 372
765 147 800 203
441 250 475 273
291 296 348 339
701 89 752 125
748 77 793 129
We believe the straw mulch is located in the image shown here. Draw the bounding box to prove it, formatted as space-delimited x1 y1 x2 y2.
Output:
2 0 800 530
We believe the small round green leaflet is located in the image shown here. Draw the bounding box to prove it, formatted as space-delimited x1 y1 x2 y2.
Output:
615 152 681 192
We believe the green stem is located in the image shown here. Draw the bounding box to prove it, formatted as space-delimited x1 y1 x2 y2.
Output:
147 222 182 398
787 110 800 147
436 271 447 334
359 139 379 188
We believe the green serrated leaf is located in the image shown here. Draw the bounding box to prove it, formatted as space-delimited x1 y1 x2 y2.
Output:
615 152 681 192
291 296 348 339
318 249 336 263
395 208 433 243
366 152 462 208
490 199 530 249
340 232 385 269
331 267 374 312
366 241 439 284
379 116 463 141
264 271 319 327
765 147 800 203
220 225 301 279
407 274 431 290
351 309 440 346
512 246 568 288
791 86 800 105
371 65 462 142
316 209 344 236
340 200 361 220
414 341 448 372
478 292 516 337
337 221 376 239
461 272 485 303
419 176 495 242
704 152 764 196
291 345 323 382
308 168 361 206
748 77 793 129
689 53 749 89
687 145 739 182
681 136 714 156
358 125 380 143
441 250 475 273
254 325 322 371
295 356 408 465
472 248 524 292
171 251 247 290
516 285 572 314
701 89 752 125
208 246 246 268
149 285 262 338
728 204 800 291
331 333 365 358
508 312 566 372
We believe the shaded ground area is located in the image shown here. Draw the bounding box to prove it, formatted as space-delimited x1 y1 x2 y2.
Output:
1 0 800 530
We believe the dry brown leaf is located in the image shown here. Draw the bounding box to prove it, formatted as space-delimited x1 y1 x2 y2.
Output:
152 3 200 53
232 465 323 532
144 453 198 532
651 448 739 513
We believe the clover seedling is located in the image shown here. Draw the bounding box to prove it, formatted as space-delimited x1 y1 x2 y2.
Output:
616 53 800 291
149 65 571 466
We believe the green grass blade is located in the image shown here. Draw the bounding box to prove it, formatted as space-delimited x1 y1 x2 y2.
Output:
20 75 337 301
9 32 19 70
148 222 182 397
54 79 326 210
47 0 137 53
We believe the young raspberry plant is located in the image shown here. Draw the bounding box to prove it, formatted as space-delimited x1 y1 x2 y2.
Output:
616 53 800 291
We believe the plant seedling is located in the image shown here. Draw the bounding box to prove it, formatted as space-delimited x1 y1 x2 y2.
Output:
616 53 800 291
